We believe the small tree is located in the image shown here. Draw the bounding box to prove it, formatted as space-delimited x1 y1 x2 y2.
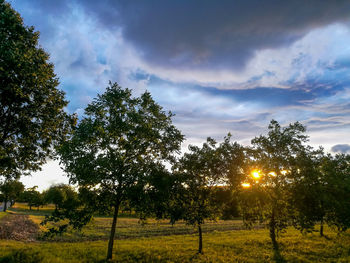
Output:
0 179 24 211
172 136 244 254
44 184 77 211
21 186 43 210
0 1 74 180
58 83 183 260
240 120 312 249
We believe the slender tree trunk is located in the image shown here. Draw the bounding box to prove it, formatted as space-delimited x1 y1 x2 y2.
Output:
107 201 120 260
269 208 278 250
320 216 324 237
3 198 8 212
198 224 203 254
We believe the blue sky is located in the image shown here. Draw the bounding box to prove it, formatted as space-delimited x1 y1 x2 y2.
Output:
9 0 350 190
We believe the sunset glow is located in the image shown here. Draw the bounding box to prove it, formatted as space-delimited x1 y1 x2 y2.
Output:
252 170 261 179
242 182 251 188
268 172 277 177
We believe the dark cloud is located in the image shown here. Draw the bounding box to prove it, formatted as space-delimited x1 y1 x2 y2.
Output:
331 144 350 154
79 0 350 71
12 0 350 72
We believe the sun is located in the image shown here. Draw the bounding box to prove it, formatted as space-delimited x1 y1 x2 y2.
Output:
252 170 261 179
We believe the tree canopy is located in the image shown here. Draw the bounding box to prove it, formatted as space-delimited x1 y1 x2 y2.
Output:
172 135 244 253
58 82 184 260
0 1 74 179
240 120 314 249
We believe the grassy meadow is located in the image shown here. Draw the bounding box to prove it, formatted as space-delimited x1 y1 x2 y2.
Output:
1 203 350 262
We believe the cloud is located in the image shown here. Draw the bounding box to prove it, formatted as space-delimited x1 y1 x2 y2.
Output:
331 144 350 154
77 0 350 71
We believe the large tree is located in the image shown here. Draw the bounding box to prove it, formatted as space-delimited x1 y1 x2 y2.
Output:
240 120 313 249
58 82 183 260
0 1 74 179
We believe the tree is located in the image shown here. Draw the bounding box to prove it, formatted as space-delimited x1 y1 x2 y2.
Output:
41 186 90 238
172 136 244 254
240 120 312 249
318 154 350 233
289 150 327 236
212 186 240 220
44 184 77 211
288 151 350 237
58 83 183 260
0 1 74 180
0 179 24 211
21 186 43 210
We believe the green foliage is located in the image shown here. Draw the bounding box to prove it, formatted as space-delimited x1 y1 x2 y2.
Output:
0 1 75 180
212 186 240 220
240 120 313 248
41 187 93 238
174 136 244 223
20 186 43 210
0 179 24 210
44 184 78 211
290 150 328 234
171 135 244 253
57 82 183 259
321 154 350 232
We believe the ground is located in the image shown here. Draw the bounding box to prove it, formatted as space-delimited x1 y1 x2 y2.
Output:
0 203 350 262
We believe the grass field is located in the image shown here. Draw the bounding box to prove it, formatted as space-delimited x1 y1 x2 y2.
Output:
0 212 7 220
1 203 350 262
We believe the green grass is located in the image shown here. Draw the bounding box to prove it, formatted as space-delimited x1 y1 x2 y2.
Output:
0 212 7 220
27 214 245 242
2 203 350 262
10 203 246 242
8 203 55 216
1 227 350 262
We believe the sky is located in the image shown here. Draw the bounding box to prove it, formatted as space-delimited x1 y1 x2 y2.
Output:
8 0 350 191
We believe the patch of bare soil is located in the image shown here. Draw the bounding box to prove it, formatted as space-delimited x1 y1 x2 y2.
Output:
0 213 39 241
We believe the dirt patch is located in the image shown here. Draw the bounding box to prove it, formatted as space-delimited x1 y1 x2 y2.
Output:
0 213 39 241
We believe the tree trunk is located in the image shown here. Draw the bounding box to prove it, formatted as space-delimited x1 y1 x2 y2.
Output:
3 198 8 212
198 224 203 254
320 217 324 237
269 208 278 250
107 201 120 260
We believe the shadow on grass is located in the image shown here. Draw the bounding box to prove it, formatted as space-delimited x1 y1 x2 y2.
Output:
273 245 286 263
